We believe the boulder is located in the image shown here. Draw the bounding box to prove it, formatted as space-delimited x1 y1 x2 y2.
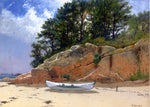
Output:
47 53 95 81
37 43 116 70
134 39 149 73
12 39 149 84
31 69 51 84
12 72 32 84
85 43 116 55
72 39 149 82
111 51 138 79
37 45 88 70
85 43 98 53
1 77 14 82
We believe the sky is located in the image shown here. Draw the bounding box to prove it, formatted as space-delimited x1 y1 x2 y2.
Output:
0 0 149 74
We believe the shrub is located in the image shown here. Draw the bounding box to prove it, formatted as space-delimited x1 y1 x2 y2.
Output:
92 37 106 45
129 68 149 81
87 35 148 49
119 49 125 53
93 53 101 64
61 74 70 80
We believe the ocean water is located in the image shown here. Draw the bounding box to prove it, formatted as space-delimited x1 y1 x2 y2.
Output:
0 74 17 80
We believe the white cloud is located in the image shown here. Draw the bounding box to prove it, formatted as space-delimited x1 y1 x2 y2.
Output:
43 8 55 18
0 0 72 74
0 7 53 43
31 0 71 10
6 2 15 9
0 0 71 43
126 0 149 14
44 0 71 8
23 0 31 9
23 0 71 14
0 0 148 43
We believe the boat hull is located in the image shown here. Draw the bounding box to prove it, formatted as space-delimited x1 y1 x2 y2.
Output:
45 80 95 91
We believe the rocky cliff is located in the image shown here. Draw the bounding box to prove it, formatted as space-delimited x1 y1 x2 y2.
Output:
12 39 149 84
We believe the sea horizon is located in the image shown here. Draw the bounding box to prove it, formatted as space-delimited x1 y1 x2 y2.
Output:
0 74 17 80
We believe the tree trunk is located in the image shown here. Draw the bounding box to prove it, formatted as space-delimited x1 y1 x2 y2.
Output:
112 14 116 40
80 14 83 42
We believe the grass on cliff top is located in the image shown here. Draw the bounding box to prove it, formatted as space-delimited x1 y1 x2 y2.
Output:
83 32 149 48
129 69 149 81
64 32 149 51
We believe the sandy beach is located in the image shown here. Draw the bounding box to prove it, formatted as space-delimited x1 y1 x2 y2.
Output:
0 82 149 107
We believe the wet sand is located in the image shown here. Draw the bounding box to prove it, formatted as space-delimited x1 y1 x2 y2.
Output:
0 82 149 107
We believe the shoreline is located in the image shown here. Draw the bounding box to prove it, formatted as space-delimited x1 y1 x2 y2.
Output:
0 82 149 107
1 79 149 88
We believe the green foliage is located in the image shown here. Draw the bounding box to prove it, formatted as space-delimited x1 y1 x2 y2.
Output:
90 0 132 40
37 18 60 54
119 10 149 42
93 53 101 64
30 0 149 68
30 18 60 67
61 74 70 80
75 0 89 42
30 43 45 67
88 37 135 48
130 68 149 81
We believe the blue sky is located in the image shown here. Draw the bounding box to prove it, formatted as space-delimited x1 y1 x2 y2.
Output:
0 0 149 74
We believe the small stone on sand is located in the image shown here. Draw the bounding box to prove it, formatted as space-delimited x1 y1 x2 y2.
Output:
9 97 17 100
44 100 52 104
1 101 8 104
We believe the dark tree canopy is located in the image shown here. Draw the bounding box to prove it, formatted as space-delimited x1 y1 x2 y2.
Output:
90 0 132 40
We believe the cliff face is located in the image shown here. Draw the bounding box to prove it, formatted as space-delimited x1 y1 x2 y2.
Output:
12 39 149 84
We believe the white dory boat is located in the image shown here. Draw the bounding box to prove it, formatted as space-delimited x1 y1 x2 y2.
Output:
45 80 96 91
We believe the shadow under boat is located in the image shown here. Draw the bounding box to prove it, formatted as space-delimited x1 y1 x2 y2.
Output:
45 88 99 94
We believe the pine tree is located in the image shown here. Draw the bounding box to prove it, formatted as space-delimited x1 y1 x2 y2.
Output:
30 43 44 67
37 18 60 55
76 0 89 42
127 10 149 38
90 0 131 40
56 2 77 48
30 0 133 67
